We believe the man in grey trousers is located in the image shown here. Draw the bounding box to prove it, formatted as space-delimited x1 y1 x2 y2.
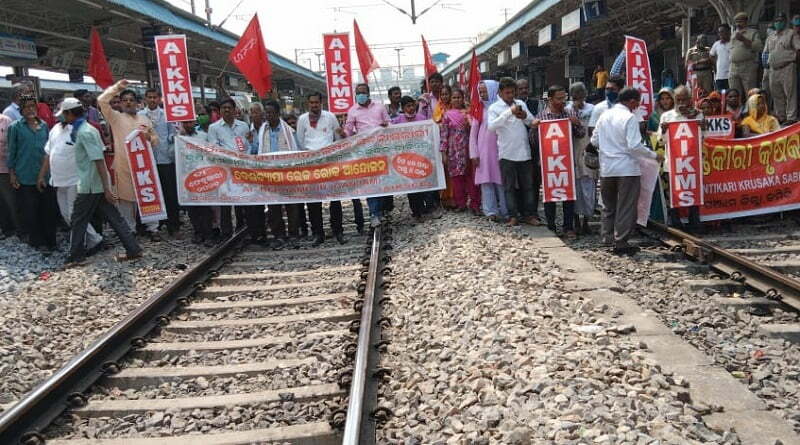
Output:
590 88 663 255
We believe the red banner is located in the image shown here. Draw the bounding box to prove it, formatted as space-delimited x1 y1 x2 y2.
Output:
323 33 354 114
625 35 653 119
154 35 196 122
125 129 167 223
701 122 800 221
667 120 704 208
704 115 735 139
538 119 576 202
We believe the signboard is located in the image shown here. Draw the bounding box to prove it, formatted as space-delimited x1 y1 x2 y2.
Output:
176 121 444 205
0 33 37 60
497 49 509 66
323 33 354 114
154 35 196 122
667 120 704 208
125 130 167 223
704 115 735 139
538 119 576 202
624 35 654 119
538 25 554 46
701 122 800 221
561 9 582 35
582 0 607 21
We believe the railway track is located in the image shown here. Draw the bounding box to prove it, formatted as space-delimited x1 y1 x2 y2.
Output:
0 207 390 445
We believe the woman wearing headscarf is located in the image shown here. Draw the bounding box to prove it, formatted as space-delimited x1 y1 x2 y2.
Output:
741 93 781 135
647 87 675 134
565 82 597 234
440 88 478 213
469 80 507 221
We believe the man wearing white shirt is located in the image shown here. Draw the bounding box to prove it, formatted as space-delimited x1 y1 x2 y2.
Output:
296 92 349 245
710 24 732 91
591 88 662 255
36 98 103 252
139 89 180 238
487 77 539 227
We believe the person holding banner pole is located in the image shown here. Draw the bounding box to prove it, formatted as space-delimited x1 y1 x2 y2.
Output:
296 92 350 245
344 83 391 228
488 77 539 227
591 87 662 256
566 82 597 235
139 89 180 239
177 118 214 246
258 99 303 247
469 80 507 223
97 80 160 238
206 98 251 239
532 85 585 239
657 86 704 231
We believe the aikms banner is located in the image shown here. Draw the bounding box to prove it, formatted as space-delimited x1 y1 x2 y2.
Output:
125 129 167 223
625 35 653 119
176 121 444 205
537 119 576 202
701 122 800 221
323 33 354 114
154 35 196 122
667 120 704 208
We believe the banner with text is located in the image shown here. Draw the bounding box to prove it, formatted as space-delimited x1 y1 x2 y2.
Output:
701 122 800 221
125 130 167 223
154 35 196 122
323 33 354 114
704 115 735 139
625 35 653 119
538 119 576 202
176 121 444 205
667 120 704 208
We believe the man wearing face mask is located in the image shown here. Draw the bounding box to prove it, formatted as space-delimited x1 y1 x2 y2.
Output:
344 83 390 228
729 12 763 100
588 77 626 132
765 12 800 124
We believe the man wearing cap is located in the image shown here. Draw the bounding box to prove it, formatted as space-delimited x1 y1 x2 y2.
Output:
37 98 103 253
765 12 800 123
729 12 763 99
58 96 142 267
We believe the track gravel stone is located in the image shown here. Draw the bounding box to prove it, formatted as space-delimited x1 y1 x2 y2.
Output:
377 212 740 444
0 229 209 409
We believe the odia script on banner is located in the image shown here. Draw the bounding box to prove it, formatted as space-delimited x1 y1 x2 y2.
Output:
176 121 444 205
125 129 167 223
701 122 800 221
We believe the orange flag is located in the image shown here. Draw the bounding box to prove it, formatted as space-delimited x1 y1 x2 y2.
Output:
353 20 379 80
87 28 114 89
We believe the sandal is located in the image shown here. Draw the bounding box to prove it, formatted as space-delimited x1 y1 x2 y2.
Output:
116 252 143 262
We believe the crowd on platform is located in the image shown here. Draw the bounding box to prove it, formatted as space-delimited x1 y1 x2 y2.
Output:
0 10 796 265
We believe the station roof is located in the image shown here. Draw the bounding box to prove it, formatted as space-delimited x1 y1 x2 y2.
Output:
0 0 325 94
442 0 686 77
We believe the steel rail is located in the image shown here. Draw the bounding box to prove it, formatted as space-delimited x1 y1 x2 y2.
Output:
342 225 384 445
0 230 247 445
649 221 800 308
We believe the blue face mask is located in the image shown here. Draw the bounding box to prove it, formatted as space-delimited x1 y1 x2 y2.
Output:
356 93 369 105
774 21 786 31
606 90 619 104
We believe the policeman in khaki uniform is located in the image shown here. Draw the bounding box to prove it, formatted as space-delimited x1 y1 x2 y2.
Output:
766 12 800 123
729 12 763 98
686 35 714 94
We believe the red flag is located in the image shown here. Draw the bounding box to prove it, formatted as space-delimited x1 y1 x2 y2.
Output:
422 35 437 78
229 14 272 97
353 20 379 80
457 63 466 91
87 28 114 89
467 50 483 122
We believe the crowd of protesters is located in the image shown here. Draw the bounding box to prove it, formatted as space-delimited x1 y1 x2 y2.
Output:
0 10 794 265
